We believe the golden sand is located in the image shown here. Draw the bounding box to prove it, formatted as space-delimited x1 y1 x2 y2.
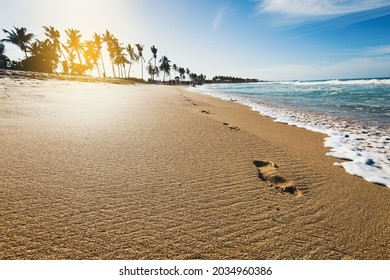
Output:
0 73 389 259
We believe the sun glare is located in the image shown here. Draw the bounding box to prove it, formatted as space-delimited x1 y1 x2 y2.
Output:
37 0 117 34
46 81 133 127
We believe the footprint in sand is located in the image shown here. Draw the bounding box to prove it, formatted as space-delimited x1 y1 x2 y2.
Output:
253 160 301 196
223 122 240 131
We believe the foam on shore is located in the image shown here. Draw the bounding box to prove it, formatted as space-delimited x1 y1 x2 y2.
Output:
189 85 390 187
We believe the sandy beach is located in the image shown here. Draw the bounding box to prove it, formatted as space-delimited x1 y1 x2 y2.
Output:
1 72 389 260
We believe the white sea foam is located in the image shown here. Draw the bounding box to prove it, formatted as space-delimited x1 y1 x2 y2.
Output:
273 78 390 86
188 85 390 187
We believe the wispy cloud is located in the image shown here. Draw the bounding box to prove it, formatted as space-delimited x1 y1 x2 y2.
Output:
348 45 390 57
256 0 390 27
213 6 228 32
364 45 390 56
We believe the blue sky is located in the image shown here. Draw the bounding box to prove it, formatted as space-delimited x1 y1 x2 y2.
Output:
1 0 390 80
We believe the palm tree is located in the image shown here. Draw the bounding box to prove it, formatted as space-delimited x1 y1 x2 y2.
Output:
126 43 138 78
1 26 34 58
178 67 186 80
198 74 205 84
135 43 145 80
150 45 157 81
65 28 84 73
93 32 105 77
66 51 76 73
0 42 5 56
113 42 128 78
83 40 100 76
159 55 171 82
146 62 154 80
0 42 10 69
190 73 197 83
103 30 118 77
25 39 59 73
43 26 67 72
146 63 160 81
116 54 128 78
172 64 178 77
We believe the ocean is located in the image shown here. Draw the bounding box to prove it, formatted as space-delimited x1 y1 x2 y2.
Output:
189 78 390 187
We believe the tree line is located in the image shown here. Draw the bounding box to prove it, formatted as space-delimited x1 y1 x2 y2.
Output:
0 26 207 83
211 76 261 83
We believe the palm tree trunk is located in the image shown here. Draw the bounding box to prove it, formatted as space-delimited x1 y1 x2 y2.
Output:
59 44 69 74
153 58 156 81
141 59 143 80
96 62 101 77
77 51 82 66
99 52 106 77
127 63 132 78
111 58 116 78
59 49 66 73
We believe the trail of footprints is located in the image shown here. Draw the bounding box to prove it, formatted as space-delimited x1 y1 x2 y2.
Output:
253 160 301 196
182 95 241 131
183 95 300 196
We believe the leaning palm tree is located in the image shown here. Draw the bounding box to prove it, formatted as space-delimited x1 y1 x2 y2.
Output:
1 26 34 58
159 55 171 82
93 32 106 77
150 45 157 81
103 30 118 77
135 43 145 80
125 43 138 78
83 40 101 76
65 28 84 72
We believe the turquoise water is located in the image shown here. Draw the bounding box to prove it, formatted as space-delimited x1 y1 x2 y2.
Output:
201 78 390 125
190 78 390 187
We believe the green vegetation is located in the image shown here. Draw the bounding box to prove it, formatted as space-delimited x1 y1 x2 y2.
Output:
211 76 261 83
0 25 207 84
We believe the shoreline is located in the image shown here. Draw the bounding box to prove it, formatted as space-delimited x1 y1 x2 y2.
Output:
189 83 390 187
1 75 389 259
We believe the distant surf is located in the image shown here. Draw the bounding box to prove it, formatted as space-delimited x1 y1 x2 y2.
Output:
189 78 390 187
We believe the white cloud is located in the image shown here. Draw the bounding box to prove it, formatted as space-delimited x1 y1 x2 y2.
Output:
246 56 390 80
256 0 390 26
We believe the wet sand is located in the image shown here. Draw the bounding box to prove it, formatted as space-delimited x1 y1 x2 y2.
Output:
0 73 389 259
